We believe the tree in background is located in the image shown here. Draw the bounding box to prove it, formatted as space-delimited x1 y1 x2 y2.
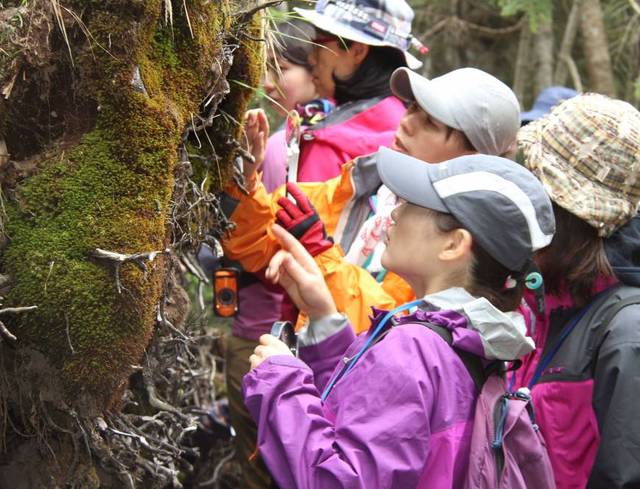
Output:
409 0 639 107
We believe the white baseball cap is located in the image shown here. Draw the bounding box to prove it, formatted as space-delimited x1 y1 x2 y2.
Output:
390 67 520 155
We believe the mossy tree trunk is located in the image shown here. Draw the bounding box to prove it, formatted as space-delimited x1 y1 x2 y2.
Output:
0 1 264 487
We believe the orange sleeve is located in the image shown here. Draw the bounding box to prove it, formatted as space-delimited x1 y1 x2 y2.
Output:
298 161 356 236
221 180 285 272
381 271 416 306
221 162 356 272
315 245 399 334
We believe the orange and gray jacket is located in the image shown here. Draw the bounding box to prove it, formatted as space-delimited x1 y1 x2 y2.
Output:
221 154 414 332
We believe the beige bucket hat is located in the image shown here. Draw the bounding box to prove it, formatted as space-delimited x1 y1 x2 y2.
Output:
518 93 640 237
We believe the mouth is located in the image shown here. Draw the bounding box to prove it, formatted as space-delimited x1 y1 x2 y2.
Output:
391 136 407 153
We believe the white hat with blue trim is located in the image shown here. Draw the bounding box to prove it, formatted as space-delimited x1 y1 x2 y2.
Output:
294 0 426 70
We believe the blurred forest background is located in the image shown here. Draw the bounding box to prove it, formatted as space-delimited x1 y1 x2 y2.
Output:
406 0 639 107
273 0 640 108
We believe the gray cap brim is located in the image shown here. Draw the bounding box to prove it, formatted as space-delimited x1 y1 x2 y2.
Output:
294 8 422 70
376 147 556 271
376 146 449 213
390 67 462 130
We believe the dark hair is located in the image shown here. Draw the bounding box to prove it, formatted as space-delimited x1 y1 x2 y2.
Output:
536 203 613 306
445 126 476 152
333 44 406 105
274 20 315 68
431 210 524 312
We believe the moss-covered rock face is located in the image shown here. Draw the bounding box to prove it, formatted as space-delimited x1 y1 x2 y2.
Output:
1 0 263 409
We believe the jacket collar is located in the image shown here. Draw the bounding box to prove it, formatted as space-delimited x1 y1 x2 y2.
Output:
371 287 535 361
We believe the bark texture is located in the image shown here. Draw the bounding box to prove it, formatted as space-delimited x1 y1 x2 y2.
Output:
580 0 617 96
0 1 264 486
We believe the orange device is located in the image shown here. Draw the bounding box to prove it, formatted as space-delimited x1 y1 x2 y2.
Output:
213 268 239 317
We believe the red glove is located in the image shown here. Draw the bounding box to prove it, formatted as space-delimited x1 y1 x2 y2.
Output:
276 183 333 257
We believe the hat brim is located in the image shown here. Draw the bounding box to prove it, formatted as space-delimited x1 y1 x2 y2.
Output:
376 147 449 213
294 8 423 70
520 108 546 123
390 68 462 131
519 121 635 236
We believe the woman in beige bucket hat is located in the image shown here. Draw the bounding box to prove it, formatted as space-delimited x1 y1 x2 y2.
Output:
511 93 640 489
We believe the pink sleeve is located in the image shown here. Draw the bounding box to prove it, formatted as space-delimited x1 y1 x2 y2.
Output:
262 129 287 192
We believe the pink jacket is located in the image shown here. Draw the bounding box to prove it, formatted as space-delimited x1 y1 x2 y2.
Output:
511 278 640 489
297 96 406 182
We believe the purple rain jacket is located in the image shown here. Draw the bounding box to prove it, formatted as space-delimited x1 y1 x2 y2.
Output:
242 288 536 489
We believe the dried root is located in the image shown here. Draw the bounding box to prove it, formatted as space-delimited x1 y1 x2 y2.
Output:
91 248 169 294
0 305 37 342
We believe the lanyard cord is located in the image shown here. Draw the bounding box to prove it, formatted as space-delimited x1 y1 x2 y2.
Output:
320 299 425 401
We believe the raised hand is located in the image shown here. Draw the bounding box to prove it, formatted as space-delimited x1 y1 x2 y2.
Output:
242 109 270 187
266 224 337 321
276 183 334 257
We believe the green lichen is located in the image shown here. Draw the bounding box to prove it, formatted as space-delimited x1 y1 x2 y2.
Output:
206 8 265 190
0 0 265 408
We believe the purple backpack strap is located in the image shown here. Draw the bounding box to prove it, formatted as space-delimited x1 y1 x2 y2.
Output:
418 322 499 391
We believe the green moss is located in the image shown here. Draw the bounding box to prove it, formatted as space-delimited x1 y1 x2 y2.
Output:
4 128 168 402
205 10 265 191
0 0 261 408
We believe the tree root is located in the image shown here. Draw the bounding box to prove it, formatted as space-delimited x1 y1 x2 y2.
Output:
198 448 236 488
237 0 285 24
91 248 169 294
0 305 37 342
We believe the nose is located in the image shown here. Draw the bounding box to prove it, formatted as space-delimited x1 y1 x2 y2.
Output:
390 206 399 223
264 74 275 92
266 62 280 84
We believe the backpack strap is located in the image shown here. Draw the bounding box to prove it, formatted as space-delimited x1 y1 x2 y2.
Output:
527 287 616 389
599 294 640 331
419 322 489 392
590 292 640 374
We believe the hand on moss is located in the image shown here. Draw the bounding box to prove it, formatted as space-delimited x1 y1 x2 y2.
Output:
243 109 270 189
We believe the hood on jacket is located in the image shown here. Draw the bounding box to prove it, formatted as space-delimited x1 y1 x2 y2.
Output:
605 211 640 287
390 287 535 361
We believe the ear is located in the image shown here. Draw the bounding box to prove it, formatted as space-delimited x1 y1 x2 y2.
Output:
349 42 370 65
438 229 473 262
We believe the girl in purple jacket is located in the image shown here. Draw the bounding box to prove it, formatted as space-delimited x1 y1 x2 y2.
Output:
243 150 555 488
